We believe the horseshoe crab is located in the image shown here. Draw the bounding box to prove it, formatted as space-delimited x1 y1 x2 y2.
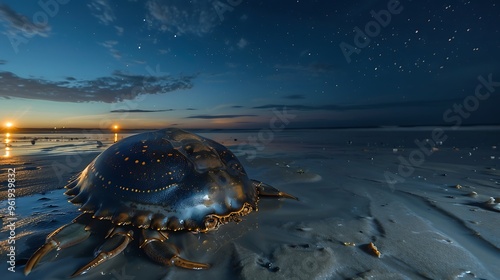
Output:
24 128 296 277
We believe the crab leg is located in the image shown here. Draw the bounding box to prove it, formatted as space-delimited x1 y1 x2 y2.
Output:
252 180 298 200
140 229 210 270
24 222 91 275
71 227 133 277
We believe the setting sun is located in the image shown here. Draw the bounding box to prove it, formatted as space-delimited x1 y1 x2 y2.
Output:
5 122 13 128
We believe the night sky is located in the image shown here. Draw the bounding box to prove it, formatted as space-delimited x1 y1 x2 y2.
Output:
0 0 499 129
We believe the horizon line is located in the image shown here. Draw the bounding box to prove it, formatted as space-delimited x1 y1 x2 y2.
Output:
2 123 500 132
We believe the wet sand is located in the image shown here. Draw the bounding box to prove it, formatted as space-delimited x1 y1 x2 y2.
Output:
1 128 499 279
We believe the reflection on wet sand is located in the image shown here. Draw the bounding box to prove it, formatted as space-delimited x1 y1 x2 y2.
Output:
113 125 120 143
4 132 11 158
0 131 129 158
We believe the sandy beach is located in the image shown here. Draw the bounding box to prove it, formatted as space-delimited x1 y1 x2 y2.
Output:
1 128 499 280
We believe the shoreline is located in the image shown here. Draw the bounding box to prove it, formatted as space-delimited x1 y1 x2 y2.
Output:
0 129 499 279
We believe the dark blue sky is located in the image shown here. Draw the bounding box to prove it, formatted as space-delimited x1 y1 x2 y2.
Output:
0 0 499 129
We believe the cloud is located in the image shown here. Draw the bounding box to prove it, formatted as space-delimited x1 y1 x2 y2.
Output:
99 40 121 59
88 0 116 25
0 71 196 103
186 114 256 119
0 59 7 65
284 94 305 100
132 59 147 65
0 4 51 38
115 26 124 36
110 109 173 113
275 62 335 74
158 48 171 54
253 99 464 111
253 104 317 111
237 38 248 49
145 0 220 36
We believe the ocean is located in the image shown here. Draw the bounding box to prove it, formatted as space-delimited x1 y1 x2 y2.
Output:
1 127 499 279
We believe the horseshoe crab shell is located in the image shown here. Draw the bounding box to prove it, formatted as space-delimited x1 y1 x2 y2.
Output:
65 128 258 232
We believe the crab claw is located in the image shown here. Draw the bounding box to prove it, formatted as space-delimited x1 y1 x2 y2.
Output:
24 222 91 275
140 229 210 270
71 228 133 277
252 180 298 200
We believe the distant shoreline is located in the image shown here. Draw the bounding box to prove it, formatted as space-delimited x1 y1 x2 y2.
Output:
1 124 500 134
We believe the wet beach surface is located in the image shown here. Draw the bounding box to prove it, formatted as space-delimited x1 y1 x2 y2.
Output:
1 128 499 279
